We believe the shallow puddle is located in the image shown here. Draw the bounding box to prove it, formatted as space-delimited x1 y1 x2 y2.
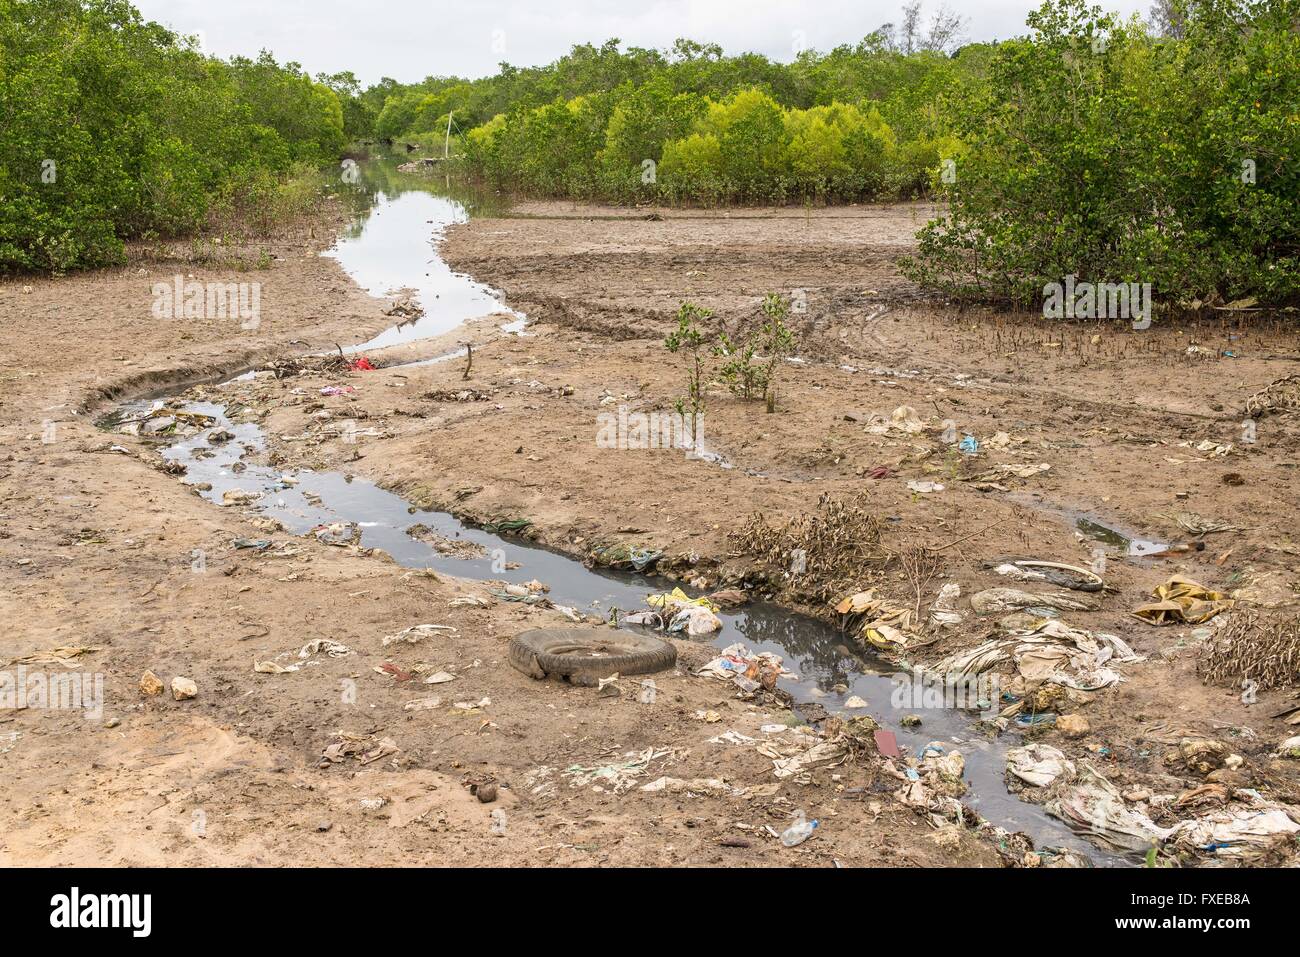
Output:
1075 517 1169 557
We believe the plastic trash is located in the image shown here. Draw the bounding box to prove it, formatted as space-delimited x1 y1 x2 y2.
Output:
780 811 819 847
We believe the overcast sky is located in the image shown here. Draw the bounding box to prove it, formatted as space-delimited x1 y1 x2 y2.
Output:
131 0 1153 85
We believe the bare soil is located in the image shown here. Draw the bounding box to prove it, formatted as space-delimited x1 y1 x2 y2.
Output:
3 196 1299 867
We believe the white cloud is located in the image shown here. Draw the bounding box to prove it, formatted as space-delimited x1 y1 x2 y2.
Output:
131 0 1154 85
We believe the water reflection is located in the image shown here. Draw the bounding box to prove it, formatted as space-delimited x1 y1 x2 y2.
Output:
323 154 521 350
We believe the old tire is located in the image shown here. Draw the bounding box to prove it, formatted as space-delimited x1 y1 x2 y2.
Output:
509 627 676 685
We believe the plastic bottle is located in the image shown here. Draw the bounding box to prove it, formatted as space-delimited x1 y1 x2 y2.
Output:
780 810 819 847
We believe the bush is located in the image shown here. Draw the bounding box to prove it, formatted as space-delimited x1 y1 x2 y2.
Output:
902 0 1300 307
0 0 347 273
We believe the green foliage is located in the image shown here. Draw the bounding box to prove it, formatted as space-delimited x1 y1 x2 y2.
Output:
902 0 1300 307
664 301 714 416
714 293 797 405
758 294 797 409
0 0 348 273
364 22 976 206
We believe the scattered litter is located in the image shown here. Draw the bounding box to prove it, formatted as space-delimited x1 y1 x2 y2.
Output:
874 730 900 757
5 646 99 668
254 659 298 674
696 643 789 693
383 623 458 646
710 729 757 745
299 638 352 659
403 696 442 712
865 406 924 436
995 462 1052 479
232 538 272 551
1007 743 1075 787
451 696 490 713
482 518 532 534
1047 762 1300 859
1133 575 1234 625
590 543 663 572
1157 511 1240 535
668 604 722 636
324 734 398 766
221 488 260 507
930 619 1142 694
835 589 921 652
970 587 1100 614
707 588 749 608
990 560 1103 592
640 776 734 795
563 747 675 794
928 582 963 628
780 811 819 847
907 480 944 493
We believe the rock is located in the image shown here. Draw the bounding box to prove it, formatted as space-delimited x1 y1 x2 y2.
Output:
171 676 198 700
1056 714 1090 737
900 714 922 727
844 695 868 709
140 670 165 696
475 782 498 804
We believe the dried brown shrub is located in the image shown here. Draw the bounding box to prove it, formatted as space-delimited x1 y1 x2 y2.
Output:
1198 611 1300 691
727 492 889 603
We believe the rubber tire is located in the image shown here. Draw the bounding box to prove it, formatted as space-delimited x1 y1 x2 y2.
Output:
509 627 676 685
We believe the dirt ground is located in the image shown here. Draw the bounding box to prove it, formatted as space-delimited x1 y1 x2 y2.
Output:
3 194 1299 867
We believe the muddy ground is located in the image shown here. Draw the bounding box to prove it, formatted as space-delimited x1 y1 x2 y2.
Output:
3 195 1299 867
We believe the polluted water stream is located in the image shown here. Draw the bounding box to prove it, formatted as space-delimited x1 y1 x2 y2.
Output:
104 157 1122 865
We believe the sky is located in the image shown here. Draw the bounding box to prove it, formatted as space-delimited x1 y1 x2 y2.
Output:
131 0 1154 86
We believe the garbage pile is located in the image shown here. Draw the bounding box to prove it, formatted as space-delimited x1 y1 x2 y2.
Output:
696 642 791 693
834 589 922 652
623 587 723 636
928 619 1143 699
1036 761 1300 861
109 401 217 439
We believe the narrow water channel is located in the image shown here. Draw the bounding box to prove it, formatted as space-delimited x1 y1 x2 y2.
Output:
110 155 1119 864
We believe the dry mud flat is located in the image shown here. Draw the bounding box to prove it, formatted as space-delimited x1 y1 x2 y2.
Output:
3 199 1300 868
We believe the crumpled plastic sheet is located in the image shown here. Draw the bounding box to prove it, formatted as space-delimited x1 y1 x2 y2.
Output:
1006 743 1075 788
929 620 1142 691
1046 763 1300 858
